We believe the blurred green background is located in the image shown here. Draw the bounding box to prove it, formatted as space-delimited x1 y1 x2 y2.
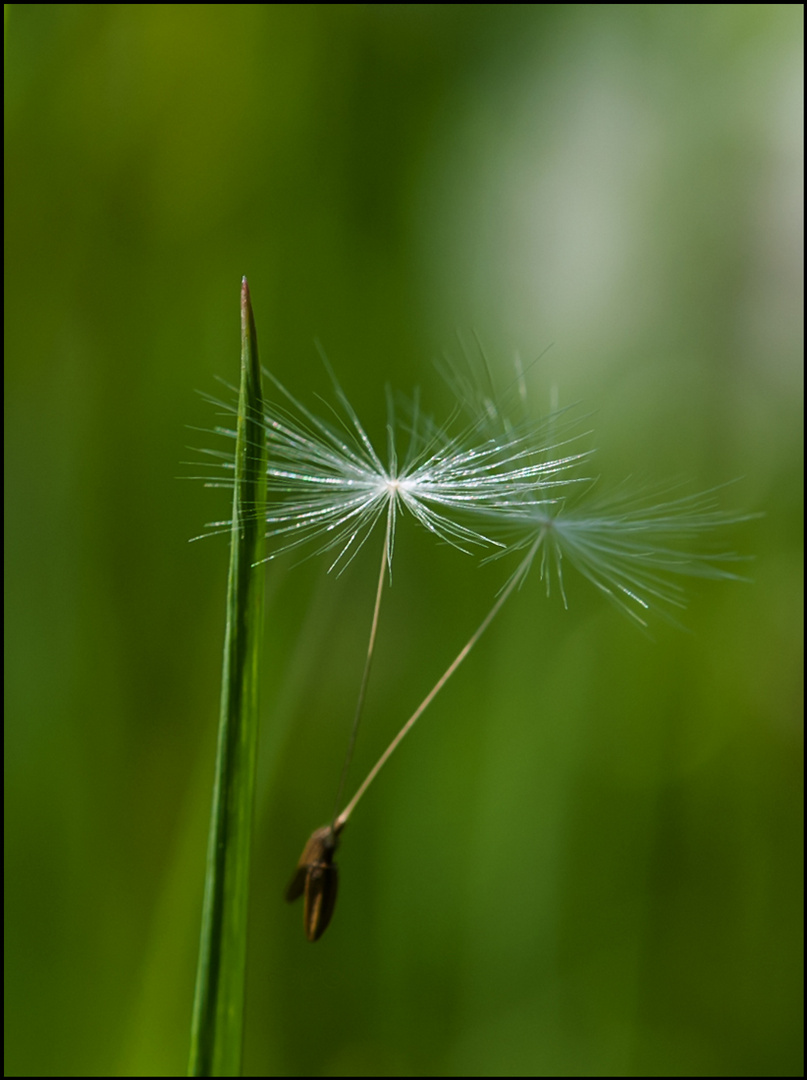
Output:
4 5 802 1076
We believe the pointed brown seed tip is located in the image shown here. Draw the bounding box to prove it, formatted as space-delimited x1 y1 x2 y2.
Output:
304 862 339 941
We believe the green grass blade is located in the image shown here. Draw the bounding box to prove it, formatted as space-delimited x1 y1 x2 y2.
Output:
188 279 267 1077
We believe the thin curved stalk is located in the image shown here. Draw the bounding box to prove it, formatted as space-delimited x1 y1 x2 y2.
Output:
335 536 540 830
331 504 392 825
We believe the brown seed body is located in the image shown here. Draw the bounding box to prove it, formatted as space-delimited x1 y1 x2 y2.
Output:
286 824 343 941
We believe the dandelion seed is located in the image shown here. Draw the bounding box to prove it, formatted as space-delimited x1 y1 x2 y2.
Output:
191 356 596 941
191 339 757 942
328 367 758 854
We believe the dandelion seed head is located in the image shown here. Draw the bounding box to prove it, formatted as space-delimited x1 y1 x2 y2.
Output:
191 363 585 575
434 343 757 629
190 348 755 622
487 482 757 629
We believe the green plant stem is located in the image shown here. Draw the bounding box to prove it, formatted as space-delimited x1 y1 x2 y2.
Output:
189 278 266 1077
